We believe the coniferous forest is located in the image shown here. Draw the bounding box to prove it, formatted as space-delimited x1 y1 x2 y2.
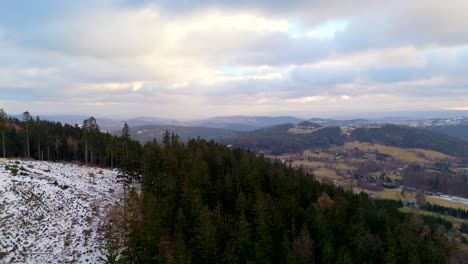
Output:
0 109 142 168
0 109 457 263
111 136 454 263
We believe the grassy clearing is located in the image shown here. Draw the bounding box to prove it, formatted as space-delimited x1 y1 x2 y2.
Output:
290 160 326 169
313 168 341 180
427 196 468 211
375 188 416 200
344 142 452 163
333 163 352 171
302 150 332 159
387 174 401 180
414 148 453 161
288 127 321 134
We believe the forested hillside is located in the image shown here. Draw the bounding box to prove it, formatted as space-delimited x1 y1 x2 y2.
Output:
220 124 344 154
424 124 468 141
106 137 454 263
352 124 468 158
0 109 459 262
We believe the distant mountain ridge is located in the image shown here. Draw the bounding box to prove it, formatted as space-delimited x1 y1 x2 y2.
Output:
18 114 304 132
219 123 344 155
192 115 304 130
126 124 236 143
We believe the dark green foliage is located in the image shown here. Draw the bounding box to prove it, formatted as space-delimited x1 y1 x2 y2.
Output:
421 203 468 219
424 124 468 141
460 223 468 234
123 138 452 263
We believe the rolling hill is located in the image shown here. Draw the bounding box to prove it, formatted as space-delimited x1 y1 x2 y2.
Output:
194 115 304 130
424 124 468 141
219 123 344 154
352 124 468 158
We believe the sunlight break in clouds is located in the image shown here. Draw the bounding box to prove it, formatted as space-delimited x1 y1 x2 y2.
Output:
0 0 467 118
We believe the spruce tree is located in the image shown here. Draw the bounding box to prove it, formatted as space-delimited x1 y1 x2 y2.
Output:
22 111 31 158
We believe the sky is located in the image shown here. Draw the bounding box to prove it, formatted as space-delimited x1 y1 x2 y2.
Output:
0 0 467 119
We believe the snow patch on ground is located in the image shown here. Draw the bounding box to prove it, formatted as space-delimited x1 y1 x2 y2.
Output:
0 159 122 263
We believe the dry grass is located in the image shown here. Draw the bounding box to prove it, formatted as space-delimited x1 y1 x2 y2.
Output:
312 168 341 180
375 188 415 200
291 160 326 169
427 196 468 211
344 142 452 163
288 127 322 134
302 150 332 159
414 148 453 160
333 163 352 171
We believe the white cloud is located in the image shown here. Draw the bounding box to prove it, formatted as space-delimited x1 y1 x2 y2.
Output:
0 1 467 118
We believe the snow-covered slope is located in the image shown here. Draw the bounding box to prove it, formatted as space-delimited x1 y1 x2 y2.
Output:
0 159 122 263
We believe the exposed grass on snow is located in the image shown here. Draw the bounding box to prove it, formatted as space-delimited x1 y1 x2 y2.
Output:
0 159 122 263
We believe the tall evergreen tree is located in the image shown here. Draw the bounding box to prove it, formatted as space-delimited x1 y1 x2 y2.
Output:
22 111 31 158
82 116 100 164
122 122 130 165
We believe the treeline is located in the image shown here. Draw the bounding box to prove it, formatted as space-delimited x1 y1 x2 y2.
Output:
0 109 141 168
352 124 468 158
421 203 468 220
403 164 468 198
106 137 453 263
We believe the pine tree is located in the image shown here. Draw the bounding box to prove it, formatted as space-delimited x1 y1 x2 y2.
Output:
121 122 130 165
22 111 31 158
190 206 218 264
83 116 100 164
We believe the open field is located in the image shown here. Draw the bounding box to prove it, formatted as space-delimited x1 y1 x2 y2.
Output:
344 141 453 163
427 196 468 211
312 168 341 180
288 127 320 134
290 160 326 169
302 150 332 159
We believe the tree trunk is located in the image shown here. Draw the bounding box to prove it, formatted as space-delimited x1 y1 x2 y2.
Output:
74 141 78 162
47 145 50 161
111 151 114 169
26 125 30 158
85 143 88 164
2 130 5 158
37 134 41 160
55 138 59 161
